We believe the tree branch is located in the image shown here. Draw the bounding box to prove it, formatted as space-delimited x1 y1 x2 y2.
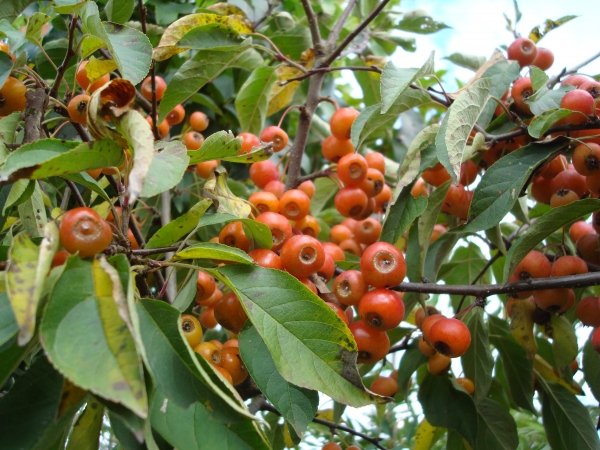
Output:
300 0 322 47
390 272 600 298
548 50 600 88
326 0 358 46
280 65 381 85
322 0 392 66
50 14 77 100
252 0 280 29
23 88 49 144
64 179 86 207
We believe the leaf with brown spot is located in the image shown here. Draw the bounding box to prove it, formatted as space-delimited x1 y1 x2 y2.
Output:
267 49 315 116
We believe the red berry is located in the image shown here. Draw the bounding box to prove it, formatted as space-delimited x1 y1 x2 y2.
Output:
428 317 471 358
360 242 406 288
358 288 405 331
59 207 113 258
507 37 538 67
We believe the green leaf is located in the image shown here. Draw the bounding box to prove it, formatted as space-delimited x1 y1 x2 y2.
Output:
526 84 572 116
63 172 111 203
108 411 144 450
476 58 520 128
172 270 197 313
0 356 64 449
215 265 385 407
460 139 567 234
396 344 428 398
550 314 578 374
146 200 212 251
530 66 550 91
235 66 277 135
141 140 189 199
372 31 416 53
4 179 35 214
397 9 450 34
133 298 260 428
0 291 18 346
488 316 535 413
475 398 519 450
351 57 381 107
351 89 430 150
25 12 50 44
80 2 152 85
418 374 478 448
53 0 87 14
40 257 147 418
150 389 270 450
583 332 600 402
393 124 439 201
239 325 319 437
417 180 451 276
537 376 600 450
270 24 312 60
0 138 125 182
18 181 47 238
0 51 12 90
176 24 248 51
503 198 600 282
527 108 572 138
0 0 35 21
380 185 427 245
444 53 486 71
0 112 21 164
188 131 242 164
65 398 104 450
309 177 337 217
157 47 259 122
106 0 134 23
199 212 273 249
173 242 255 264
436 77 491 181
461 310 494 402
380 52 435 113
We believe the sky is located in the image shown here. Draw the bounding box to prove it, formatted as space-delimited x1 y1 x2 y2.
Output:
395 0 600 87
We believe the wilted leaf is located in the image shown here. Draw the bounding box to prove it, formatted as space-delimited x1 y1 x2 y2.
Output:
549 314 578 374
153 13 253 61
18 182 47 238
529 15 578 43
40 257 147 417
202 170 252 217
176 24 249 51
533 354 582 395
267 49 315 116
509 299 537 359
65 398 104 450
25 12 50 44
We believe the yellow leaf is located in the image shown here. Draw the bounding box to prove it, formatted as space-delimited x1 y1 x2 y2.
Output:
510 298 537 359
86 56 118 85
207 3 247 17
534 354 582 395
315 408 335 422
202 170 251 218
153 13 253 61
7 222 59 346
414 418 438 450
267 49 315 116
81 35 106 59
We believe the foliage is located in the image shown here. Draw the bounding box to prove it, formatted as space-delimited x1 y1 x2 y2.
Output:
0 1 599 450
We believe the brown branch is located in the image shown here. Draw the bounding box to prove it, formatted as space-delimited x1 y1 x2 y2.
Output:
548 50 600 88
131 245 186 256
64 179 86 207
50 14 78 99
258 401 386 450
23 88 49 143
455 251 503 314
297 168 332 184
322 0 393 66
390 272 600 298
300 0 322 47
252 1 281 29
326 0 358 46
280 65 382 85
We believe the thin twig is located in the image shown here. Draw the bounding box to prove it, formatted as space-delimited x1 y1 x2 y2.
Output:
251 33 308 73
64 179 86 207
326 0 358 46
297 168 332 184
390 272 600 298
131 245 185 256
548 50 600 88
455 251 503 314
300 0 322 47
323 0 393 66
280 65 381 85
252 1 281 29
50 14 78 99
